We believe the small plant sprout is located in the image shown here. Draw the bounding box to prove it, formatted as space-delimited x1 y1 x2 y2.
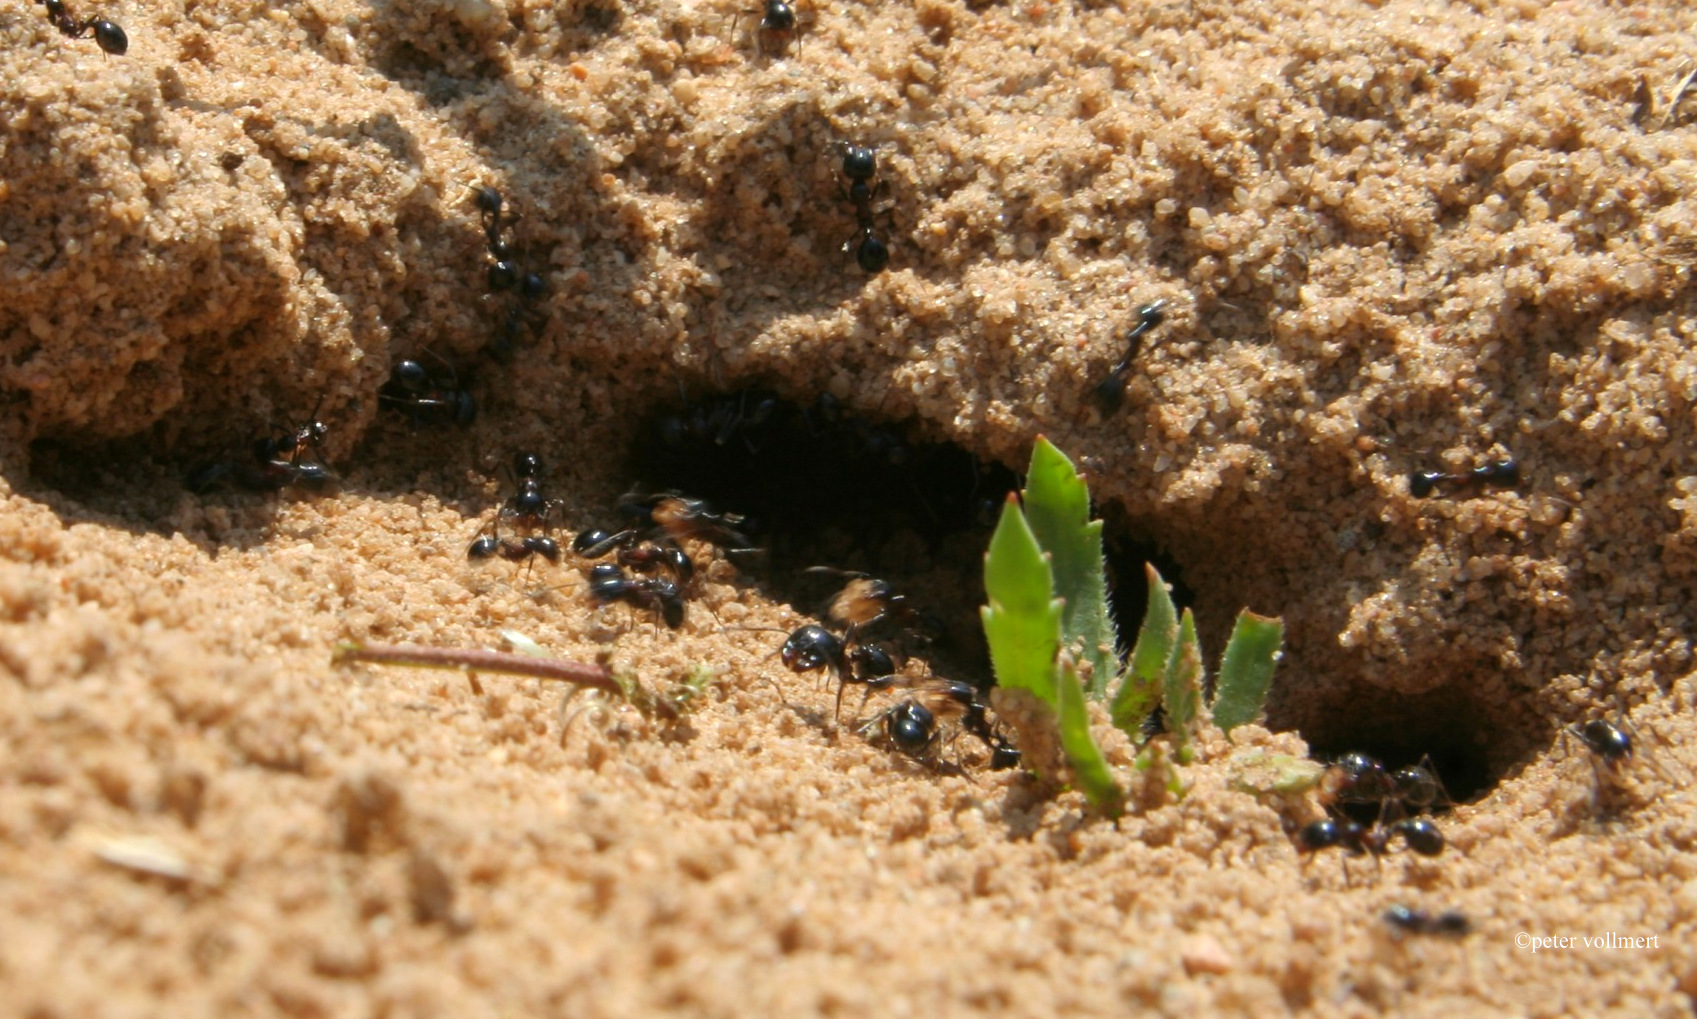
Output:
980 437 1286 813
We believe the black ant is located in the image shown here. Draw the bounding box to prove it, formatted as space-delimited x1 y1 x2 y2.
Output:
468 453 561 570
381 354 475 426
586 563 686 628
738 0 798 55
1382 905 1471 938
779 623 901 721
187 413 337 494
1318 751 1451 823
656 389 782 454
471 186 547 359
468 532 561 566
574 525 695 584
861 677 1021 770
1563 716 1679 807
837 144 890 274
1567 718 1633 766
1408 458 1520 499
473 186 544 296
1093 300 1168 413
617 541 695 586
1294 816 1444 860
34 0 126 55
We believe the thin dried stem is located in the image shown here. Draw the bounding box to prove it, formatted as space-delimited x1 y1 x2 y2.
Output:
333 641 620 695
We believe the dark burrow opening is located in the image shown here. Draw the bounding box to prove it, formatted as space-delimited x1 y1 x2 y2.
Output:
1299 684 1498 806
622 389 1186 689
622 388 1504 805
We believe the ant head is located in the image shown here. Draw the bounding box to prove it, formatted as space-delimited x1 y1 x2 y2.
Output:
764 0 797 29
513 451 544 479
841 144 877 181
393 359 429 391
780 624 840 672
1409 469 1443 499
473 185 504 217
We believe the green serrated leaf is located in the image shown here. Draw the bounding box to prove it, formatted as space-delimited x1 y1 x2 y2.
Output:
1163 608 1202 745
982 494 1062 703
1212 611 1284 733
1022 437 1118 698
1109 564 1178 736
1055 653 1122 813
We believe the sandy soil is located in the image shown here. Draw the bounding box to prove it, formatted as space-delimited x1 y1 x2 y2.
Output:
5 0 1697 1014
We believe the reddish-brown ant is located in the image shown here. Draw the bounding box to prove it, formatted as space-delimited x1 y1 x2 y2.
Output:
620 492 757 552
1317 751 1451 823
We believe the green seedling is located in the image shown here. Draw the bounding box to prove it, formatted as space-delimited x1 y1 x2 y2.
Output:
981 436 1285 813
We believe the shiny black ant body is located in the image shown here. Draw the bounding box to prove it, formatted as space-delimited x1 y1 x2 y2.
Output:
738 0 798 55
862 677 1021 770
381 355 476 426
1382 905 1471 938
1408 458 1520 499
1562 716 1679 809
468 533 561 565
187 414 336 494
779 623 901 720
468 453 561 569
35 0 126 54
657 389 782 454
474 186 543 296
471 186 547 360
1318 751 1449 822
1294 816 1444 859
618 542 695 585
587 563 686 628
1093 300 1168 413
502 452 551 529
1568 718 1633 766
838 145 890 274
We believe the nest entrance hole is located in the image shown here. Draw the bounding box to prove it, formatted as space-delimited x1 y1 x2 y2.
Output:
624 388 1189 683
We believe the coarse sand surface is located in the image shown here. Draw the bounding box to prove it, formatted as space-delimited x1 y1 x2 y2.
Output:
4 0 1697 1014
